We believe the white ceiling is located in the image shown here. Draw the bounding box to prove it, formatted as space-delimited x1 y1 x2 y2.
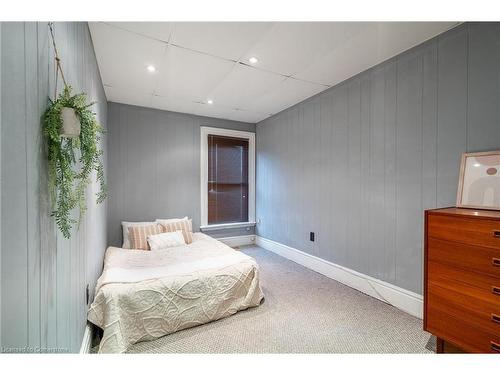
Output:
89 22 459 123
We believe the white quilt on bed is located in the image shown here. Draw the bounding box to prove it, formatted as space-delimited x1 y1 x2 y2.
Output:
88 233 264 353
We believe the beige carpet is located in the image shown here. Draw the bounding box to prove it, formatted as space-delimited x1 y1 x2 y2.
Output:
124 246 433 353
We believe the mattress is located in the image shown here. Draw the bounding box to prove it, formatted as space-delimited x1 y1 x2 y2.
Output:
88 233 264 353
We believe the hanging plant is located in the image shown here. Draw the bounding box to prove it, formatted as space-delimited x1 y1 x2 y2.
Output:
43 86 107 238
43 23 106 239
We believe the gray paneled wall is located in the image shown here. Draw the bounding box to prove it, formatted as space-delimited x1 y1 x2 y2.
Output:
107 102 255 247
1 22 107 353
0 22 2 348
256 23 500 294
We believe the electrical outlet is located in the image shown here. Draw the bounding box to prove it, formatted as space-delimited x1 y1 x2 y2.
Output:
310 232 315 242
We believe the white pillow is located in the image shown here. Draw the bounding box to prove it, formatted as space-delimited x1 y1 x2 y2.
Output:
121 221 155 249
155 216 188 225
147 230 186 250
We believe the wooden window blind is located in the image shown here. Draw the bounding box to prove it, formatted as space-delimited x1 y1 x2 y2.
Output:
208 135 249 224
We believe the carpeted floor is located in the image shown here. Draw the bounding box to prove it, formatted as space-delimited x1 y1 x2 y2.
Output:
125 246 433 353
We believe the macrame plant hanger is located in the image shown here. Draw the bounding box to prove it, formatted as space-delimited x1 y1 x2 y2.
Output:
48 22 81 138
48 22 68 100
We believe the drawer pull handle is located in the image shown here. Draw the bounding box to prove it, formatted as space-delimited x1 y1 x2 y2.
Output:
492 341 500 353
492 314 500 324
493 258 500 267
494 230 500 238
493 286 500 296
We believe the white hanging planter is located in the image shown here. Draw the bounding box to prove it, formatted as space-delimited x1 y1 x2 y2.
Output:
60 107 81 138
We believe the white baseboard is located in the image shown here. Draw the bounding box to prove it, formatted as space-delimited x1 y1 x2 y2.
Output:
255 236 423 319
218 235 256 248
79 323 93 354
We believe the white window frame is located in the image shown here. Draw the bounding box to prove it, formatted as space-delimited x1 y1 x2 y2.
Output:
200 126 256 230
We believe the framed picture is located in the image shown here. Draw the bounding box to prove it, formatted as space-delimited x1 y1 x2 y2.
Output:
456 150 500 210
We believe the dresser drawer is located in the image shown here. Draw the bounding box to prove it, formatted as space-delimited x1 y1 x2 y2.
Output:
428 238 500 278
426 302 500 353
427 263 500 332
428 214 500 250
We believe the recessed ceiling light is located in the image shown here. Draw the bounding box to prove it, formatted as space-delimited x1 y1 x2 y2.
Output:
473 163 481 167
249 57 258 64
207 99 214 105
146 65 156 73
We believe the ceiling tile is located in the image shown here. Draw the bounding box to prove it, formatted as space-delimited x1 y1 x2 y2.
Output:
293 26 379 86
230 110 269 123
104 22 175 42
170 22 274 61
295 22 458 86
154 45 235 102
89 22 166 94
240 22 369 77
373 22 458 59
105 86 153 108
189 105 262 123
150 95 196 114
247 78 328 115
208 64 286 109
91 22 459 123
151 95 265 123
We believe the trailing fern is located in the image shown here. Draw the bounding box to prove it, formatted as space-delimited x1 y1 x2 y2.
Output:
43 86 107 238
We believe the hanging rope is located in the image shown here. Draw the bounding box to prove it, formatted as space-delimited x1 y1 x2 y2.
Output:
48 22 68 99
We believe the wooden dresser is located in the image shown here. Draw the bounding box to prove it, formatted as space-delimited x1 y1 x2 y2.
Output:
424 207 500 353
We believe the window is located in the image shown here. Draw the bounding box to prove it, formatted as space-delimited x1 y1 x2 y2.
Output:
200 127 255 229
208 135 249 224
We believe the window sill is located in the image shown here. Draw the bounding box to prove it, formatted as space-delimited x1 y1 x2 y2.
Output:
200 222 256 231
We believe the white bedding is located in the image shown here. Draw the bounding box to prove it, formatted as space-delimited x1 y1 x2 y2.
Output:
88 233 264 353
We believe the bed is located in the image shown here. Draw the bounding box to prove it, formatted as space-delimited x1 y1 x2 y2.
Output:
88 233 264 353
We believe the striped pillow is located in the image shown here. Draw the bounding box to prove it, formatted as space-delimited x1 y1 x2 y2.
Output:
158 218 193 244
128 224 164 250
121 221 156 249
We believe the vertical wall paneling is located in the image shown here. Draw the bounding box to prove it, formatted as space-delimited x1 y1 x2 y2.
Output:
55 22 70 351
0 21 3 349
394 46 423 292
359 76 371 275
319 92 333 262
368 66 387 280
256 23 500 294
467 23 500 152
332 86 349 266
302 101 315 256
436 25 468 207
1 22 29 348
38 21 58 350
346 80 362 271
25 21 42 350
1 22 107 353
106 102 255 247
383 62 398 284
421 42 439 212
